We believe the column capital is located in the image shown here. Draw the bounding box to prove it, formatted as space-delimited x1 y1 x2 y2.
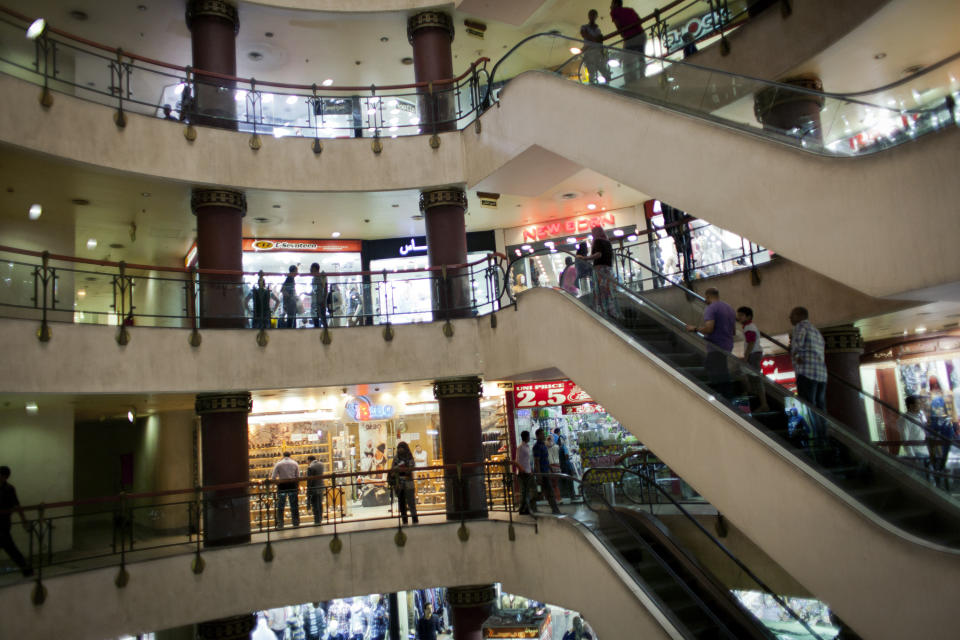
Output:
434 377 483 399
419 187 467 213
446 584 497 607
822 324 864 354
186 0 240 34
195 392 253 415
407 11 455 45
191 189 247 216
196 614 256 640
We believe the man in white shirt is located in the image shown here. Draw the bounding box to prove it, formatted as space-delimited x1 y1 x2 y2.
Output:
515 430 534 515
897 395 929 460
413 443 429 468
271 451 300 528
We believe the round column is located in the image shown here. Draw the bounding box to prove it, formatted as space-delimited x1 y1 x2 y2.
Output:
446 584 497 640
421 188 470 319
433 377 487 521
192 189 246 329
196 614 256 640
196 392 252 547
185 0 239 129
408 11 456 132
754 75 824 144
822 325 869 439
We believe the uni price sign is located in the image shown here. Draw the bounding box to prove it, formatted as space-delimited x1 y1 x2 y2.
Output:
513 380 592 408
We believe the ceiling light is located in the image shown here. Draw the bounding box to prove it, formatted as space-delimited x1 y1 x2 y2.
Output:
86 238 98 250
613 229 624 237
627 234 638 241
25 402 38 414
608 59 621 68
916 326 927 334
569 47 581 55
322 78 334 86
77 288 86 297
285 95 298 105
521 244 531 251
874 52 886 60
587 203 597 210
331 231 341 238
127 409 135 423
262 93 274 104
28 204 42 220
566 237 577 244
26 18 46 40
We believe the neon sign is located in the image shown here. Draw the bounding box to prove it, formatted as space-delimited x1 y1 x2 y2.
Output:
520 213 616 243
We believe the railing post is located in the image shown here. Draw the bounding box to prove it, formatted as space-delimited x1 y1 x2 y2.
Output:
30 505 47 605
115 493 130 588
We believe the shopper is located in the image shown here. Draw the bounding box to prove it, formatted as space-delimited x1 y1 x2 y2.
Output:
575 243 594 293
416 603 443 640
563 617 594 640
306 455 325 525
560 256 579 295
610 0 646 85
580 9 608 84
281 265 299 328
897 395 929 461
555 431 576 499
789 306 828 439
327 284 343 327
515 430 534 514
390 441 419 525
737 306 769 411
0 466 32 577
585 226 618 317
246 270 279 330
546 432 562 502
686 288 736 390
309 263 328 329
533 428 562 514
413 443 429 468
271 451 300 528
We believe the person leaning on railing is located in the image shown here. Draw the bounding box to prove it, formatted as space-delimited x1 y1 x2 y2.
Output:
389 442 419 525
609 0 647 85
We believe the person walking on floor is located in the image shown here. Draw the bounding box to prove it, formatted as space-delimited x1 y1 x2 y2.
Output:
580 9 608 84
533 428 562 514
390 441 419 525
686 287 736 392
610 0 646 86
309 263 328 329
737 306 769 411
306 455 325 525
271 451 300 528
0 466 32 577
585 226 618 317
281 265 299 328
515 430 535 514
416 603 443 640
789 306 828 439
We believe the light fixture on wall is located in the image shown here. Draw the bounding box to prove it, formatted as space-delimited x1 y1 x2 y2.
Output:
26 18 46 40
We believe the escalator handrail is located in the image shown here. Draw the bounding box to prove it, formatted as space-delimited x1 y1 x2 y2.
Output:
484 29 960 116
613 250 957 448
608 464 827 639
579 467 746 640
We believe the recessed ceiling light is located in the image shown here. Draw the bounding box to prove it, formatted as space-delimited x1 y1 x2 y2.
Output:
264 31 274 38
613 229 624 237
253 217 270 223
285 95 298 105
916 326 927 334
77 288 86 297
25 402 38 414
109 243 124 249
391 204 399 208
86 238 98 250
331 231 341 238
28 204 42 220
401 57 414 65
587 203 597 210
248 51 264 61
322 78 334 86
71 198 90 206
873 52 886 60
380 36 389 43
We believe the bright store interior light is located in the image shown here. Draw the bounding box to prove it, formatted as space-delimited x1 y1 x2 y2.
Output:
28 204 42 220
86 238 98 250
235 90 247 101
566 237 577 244
26 18 46 40
174 83 185 95
285 95 298 105
76 288 86 298
587 203 597 210
322 78 334 86
627 234 638 241
331 231 341 238
613 229 624 237
608 59 621 68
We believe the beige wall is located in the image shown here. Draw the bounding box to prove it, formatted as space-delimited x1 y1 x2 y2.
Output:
0 404 74 552
0 518 677 640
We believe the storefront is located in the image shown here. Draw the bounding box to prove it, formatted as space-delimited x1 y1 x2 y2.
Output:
361 231 498 323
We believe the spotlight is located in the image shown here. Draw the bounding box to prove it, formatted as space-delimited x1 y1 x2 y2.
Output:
26 18 46 40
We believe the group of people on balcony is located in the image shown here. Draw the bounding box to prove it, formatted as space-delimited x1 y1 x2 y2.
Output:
247 265 361 330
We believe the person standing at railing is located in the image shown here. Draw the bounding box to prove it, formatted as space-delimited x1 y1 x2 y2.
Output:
515 430 535 515
789 307 828 441
281 265 299 329
0 466 32 577
580 9 608 84
246 271 280 330
271 451 300 529
533 428 562 515
390 441 419 525
310 263 328 329
306 455 325 526
610 0 646 85
585 226 619 317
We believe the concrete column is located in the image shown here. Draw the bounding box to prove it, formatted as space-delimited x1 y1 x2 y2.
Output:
822 324 869 439
408 11 456 132
185 0 239 129
196 392 252 547
433 377 487 520
191 189 246 329
195 614 256 640
753 75 824 144
420 188 470 319
446 584 496 640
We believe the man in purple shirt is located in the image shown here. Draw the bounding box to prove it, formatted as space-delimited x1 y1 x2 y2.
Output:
687 287 736 387
610 0 647 85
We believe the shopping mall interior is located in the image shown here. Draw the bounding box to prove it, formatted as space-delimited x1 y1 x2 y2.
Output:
1 0 959 639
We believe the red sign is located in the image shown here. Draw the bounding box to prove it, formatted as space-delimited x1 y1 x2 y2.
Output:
562 403 605 415
520 213 617 243
761 354 797 393
514 380 592 408
242 238 362 253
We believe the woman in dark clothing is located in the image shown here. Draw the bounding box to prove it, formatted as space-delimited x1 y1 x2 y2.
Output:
586 226 618 317
390 441 419 525
575 242 594 293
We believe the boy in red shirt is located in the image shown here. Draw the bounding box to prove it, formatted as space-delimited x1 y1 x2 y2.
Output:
737 306 769 412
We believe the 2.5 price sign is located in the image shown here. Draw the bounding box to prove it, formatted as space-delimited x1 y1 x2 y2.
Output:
513 380 592 408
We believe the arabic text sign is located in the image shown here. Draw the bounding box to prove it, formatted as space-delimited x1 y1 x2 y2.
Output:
398 238 429 256
514 380 592 408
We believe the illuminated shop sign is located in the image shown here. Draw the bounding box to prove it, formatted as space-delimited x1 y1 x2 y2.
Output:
562 403 606 415
663 8 731 53
243 238 362 253
513 380 591 408
345 395 395 421
398 238 428 256
518 213 617 244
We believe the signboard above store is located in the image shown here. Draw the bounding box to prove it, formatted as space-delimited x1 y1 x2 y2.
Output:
243 238 362 253
562 403 606 415
513 380 592 408
345 395 395 421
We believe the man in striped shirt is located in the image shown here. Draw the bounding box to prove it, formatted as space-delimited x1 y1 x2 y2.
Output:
789 307 828 437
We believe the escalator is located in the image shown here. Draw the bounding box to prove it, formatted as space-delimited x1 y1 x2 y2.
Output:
473 36 960 299
495 252 960 639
